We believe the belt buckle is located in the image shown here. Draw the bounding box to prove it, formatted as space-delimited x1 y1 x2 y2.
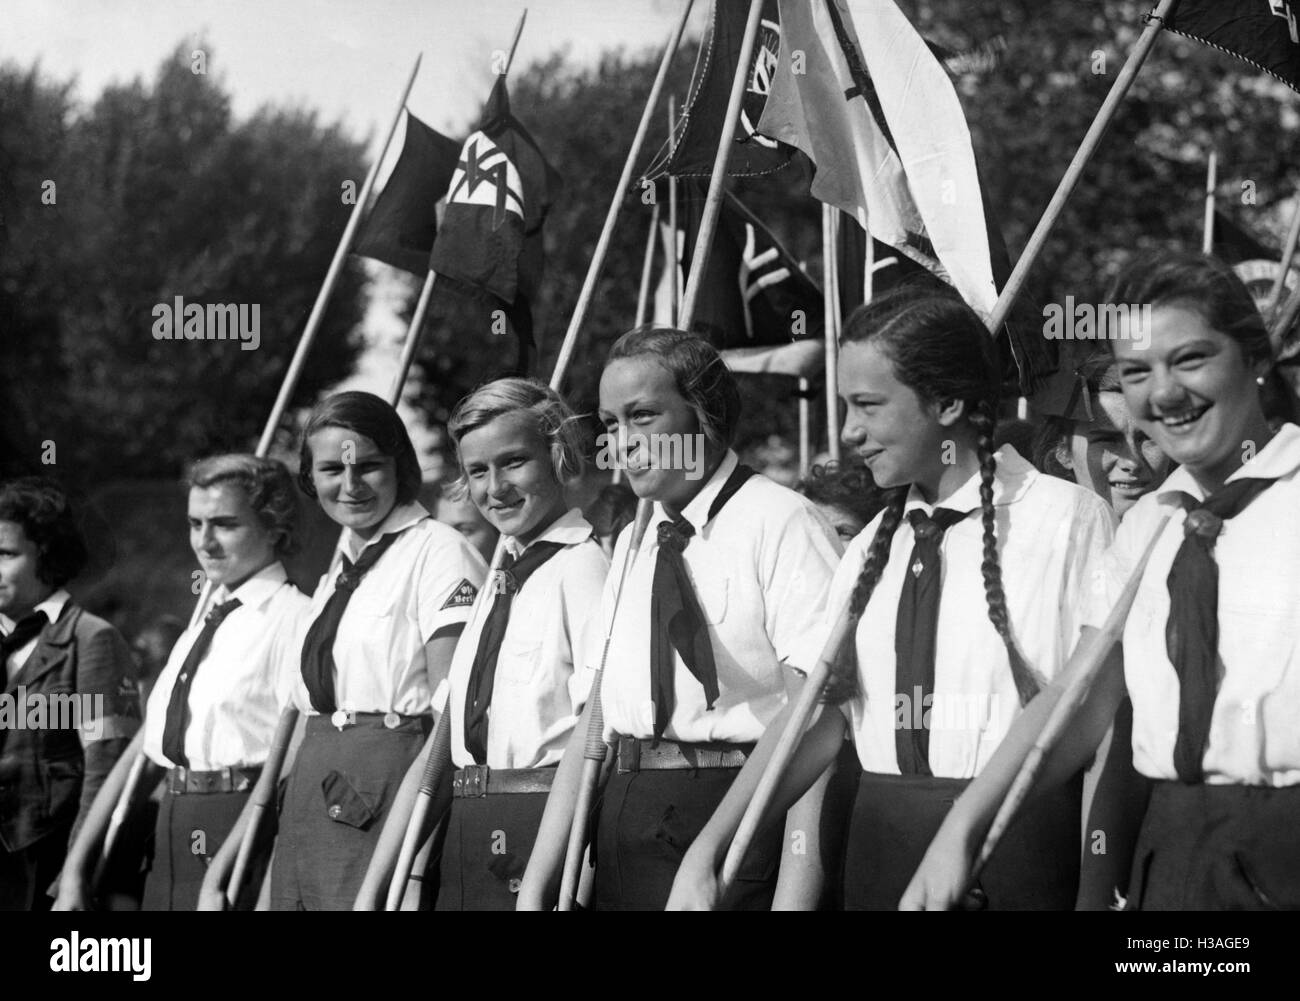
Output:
459 764 488 798
330 709 356 731
616 736 640 774
195 770 220 794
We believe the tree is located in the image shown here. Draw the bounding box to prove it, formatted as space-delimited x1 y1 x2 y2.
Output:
0 45 368 486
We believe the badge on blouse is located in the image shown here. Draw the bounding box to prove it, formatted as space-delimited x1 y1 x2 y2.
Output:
441 579 479 610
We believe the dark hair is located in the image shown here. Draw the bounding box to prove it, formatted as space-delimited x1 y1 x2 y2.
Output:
187 453 301 557
605 326 742 449
1031 349 1123 479
826 287 1039 706
0 477 89 588
796 461 887 528
1106 251 1299 425
586 482 638 540
297 391 422 504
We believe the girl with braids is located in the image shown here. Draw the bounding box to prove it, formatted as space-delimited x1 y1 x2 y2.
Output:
667 286 1114 910
905 252 1300 911
518 328 841 911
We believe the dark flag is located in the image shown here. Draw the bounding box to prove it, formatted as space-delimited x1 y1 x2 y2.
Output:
1212 209 1279 265
1165 0 1300 94
652 0 797 180
430 76 561 371
666 181 822 350
353 112 461 275
835 211 931 323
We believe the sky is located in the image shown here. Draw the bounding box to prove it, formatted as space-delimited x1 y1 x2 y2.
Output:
7 0 707 465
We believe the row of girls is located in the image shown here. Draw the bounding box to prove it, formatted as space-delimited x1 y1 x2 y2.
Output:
47 249 1300 911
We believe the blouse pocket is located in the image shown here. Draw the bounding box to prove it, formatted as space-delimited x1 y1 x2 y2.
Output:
495 636 544 688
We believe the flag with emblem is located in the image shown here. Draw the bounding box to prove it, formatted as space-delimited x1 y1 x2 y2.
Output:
353 111 461 275
1165 0 1300 94
430 76 561 369
648 0 798 181
656 181 822 352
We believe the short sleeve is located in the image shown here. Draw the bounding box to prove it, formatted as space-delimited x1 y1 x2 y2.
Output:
761 499 841 670
561 541 612 713
415 526 489 641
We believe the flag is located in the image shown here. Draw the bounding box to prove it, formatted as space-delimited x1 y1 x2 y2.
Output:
353 112 461 275
430 76 561 369
1165 0 1300 94
1212 209 1279 265
658 181 823 351
757 0 1000 319
834 210 932 323
651 0 798 180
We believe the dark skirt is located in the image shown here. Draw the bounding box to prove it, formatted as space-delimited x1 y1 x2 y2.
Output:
430 789 549 911
141 787 268 911
592 767 784 911
270 713 431 911
843 769 1083 910
1128 781 1300 911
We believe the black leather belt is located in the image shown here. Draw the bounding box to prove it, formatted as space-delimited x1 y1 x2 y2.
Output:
167 765 261 795
615 736 753 773
451 765 556 798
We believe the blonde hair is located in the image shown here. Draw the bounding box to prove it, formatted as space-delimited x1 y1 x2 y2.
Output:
445 378 586 499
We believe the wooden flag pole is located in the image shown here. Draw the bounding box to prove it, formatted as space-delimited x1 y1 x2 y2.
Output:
1273 282 1300 351
1201 150 1217 255
635 203 660 326
256 54 423 456
668 95 681 325
547 0 695 390
822 205 841 462
104 55 426 897
1268 190 1300 316
678 0 764 329
968 511 1173 885
557 503 654 910
986 0 1176 334
798 377 811 479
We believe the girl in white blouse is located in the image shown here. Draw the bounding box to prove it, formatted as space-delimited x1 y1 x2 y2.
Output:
55 454 309 911
269 392 486 911
355 378 608 910
905 252 1300 911
519 328 842 911
668 287 1114 910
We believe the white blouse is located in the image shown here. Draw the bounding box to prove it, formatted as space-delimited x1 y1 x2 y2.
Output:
798 446 1115 778
444 508 609 769
598 450 842 744
1086 422 1300 786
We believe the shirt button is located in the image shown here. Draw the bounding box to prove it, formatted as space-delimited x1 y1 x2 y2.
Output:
328 804 342 820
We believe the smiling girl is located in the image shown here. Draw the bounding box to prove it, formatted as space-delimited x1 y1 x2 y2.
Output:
356 379 608 910
56 455 308 911
518 328 841 911
1036 349 1172 518
267 392 487 910
904 252 1300 911
666 287 1115 910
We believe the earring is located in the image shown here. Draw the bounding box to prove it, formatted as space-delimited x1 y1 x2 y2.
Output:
1257 375 1267 386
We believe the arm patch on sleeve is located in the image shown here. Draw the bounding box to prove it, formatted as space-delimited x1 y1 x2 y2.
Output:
440 579 478 610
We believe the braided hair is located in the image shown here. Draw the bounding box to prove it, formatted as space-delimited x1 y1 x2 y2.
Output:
824 287 1040 705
